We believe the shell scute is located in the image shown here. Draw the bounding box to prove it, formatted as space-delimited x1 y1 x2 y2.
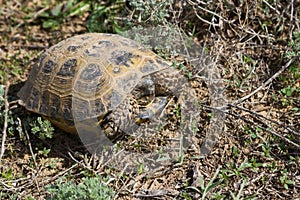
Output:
57 58 77 77
67 45 81 52
42 59 57 74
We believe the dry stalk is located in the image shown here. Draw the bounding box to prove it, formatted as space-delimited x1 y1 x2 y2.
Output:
23 123 38 167
230 104 300 137
232 58 296 105
19 163 79 198
0 81 10 162
227 109 300 150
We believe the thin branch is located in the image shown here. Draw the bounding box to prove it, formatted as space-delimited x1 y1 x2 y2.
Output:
262 0 280 14
37 163 78 187
290 0 294 22
0 164 78 196
230 104 300 137
192 7 220 27
232 58 296 105
0 81 10 161
244 171 266 187
186 0 233 25
202 104 300 149
227 110 300 150
22 118 38 168
27 6 50 23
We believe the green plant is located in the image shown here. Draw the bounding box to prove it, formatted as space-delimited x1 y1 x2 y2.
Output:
279 169 294 190
280 86 294 97
221 156 264 184
27 117 54 159
224 159 251 179
277 64 300 107
182 191 192 200
24 196 35 200
260 142 272 157
250 157 263 173
29 117 54 140
230 180 246 200
46 176 115 200
87 0 129 33
119 1 192 60
0 85 4 103
233 55 257 90
232 146 240 157
285 32 300 60
244 126 272 157
186 166 224 199
172 62 193 79
36 147 51 157
1 168 14 181
129 0 173 24
34 0 90 29
173 104 181 119
0 189 18 200
0 85 24 139
0 53 26 83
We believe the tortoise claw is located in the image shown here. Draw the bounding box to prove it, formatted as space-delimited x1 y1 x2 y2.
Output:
136 96 167 124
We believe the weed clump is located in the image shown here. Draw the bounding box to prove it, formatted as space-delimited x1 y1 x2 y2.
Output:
46 176 114 200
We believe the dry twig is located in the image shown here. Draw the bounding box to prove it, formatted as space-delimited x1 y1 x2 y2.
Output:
23 120 38 167
232 58 296 105
230 104 300 137
227 109 300 150
0 81 10 161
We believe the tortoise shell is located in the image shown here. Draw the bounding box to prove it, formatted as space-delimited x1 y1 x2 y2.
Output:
18 33 171 134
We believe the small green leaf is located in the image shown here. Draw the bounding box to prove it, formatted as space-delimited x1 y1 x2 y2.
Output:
43 20 59 29
51 4 63 17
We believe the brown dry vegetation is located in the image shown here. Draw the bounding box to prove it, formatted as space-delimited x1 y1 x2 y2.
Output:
0 0 300 199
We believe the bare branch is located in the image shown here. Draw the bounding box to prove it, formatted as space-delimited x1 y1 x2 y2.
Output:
0 81 10 162
232 58 296 105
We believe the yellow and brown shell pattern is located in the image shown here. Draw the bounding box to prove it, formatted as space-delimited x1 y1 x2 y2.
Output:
18 33 191 135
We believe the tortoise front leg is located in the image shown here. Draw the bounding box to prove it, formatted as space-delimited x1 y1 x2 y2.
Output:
150 67 201 149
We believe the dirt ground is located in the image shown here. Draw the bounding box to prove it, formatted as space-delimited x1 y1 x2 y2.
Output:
0 1 299 199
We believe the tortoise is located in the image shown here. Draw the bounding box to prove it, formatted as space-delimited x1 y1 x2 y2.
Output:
18 33 198 139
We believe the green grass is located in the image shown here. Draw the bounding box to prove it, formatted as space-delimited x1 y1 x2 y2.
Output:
30 0 90 30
